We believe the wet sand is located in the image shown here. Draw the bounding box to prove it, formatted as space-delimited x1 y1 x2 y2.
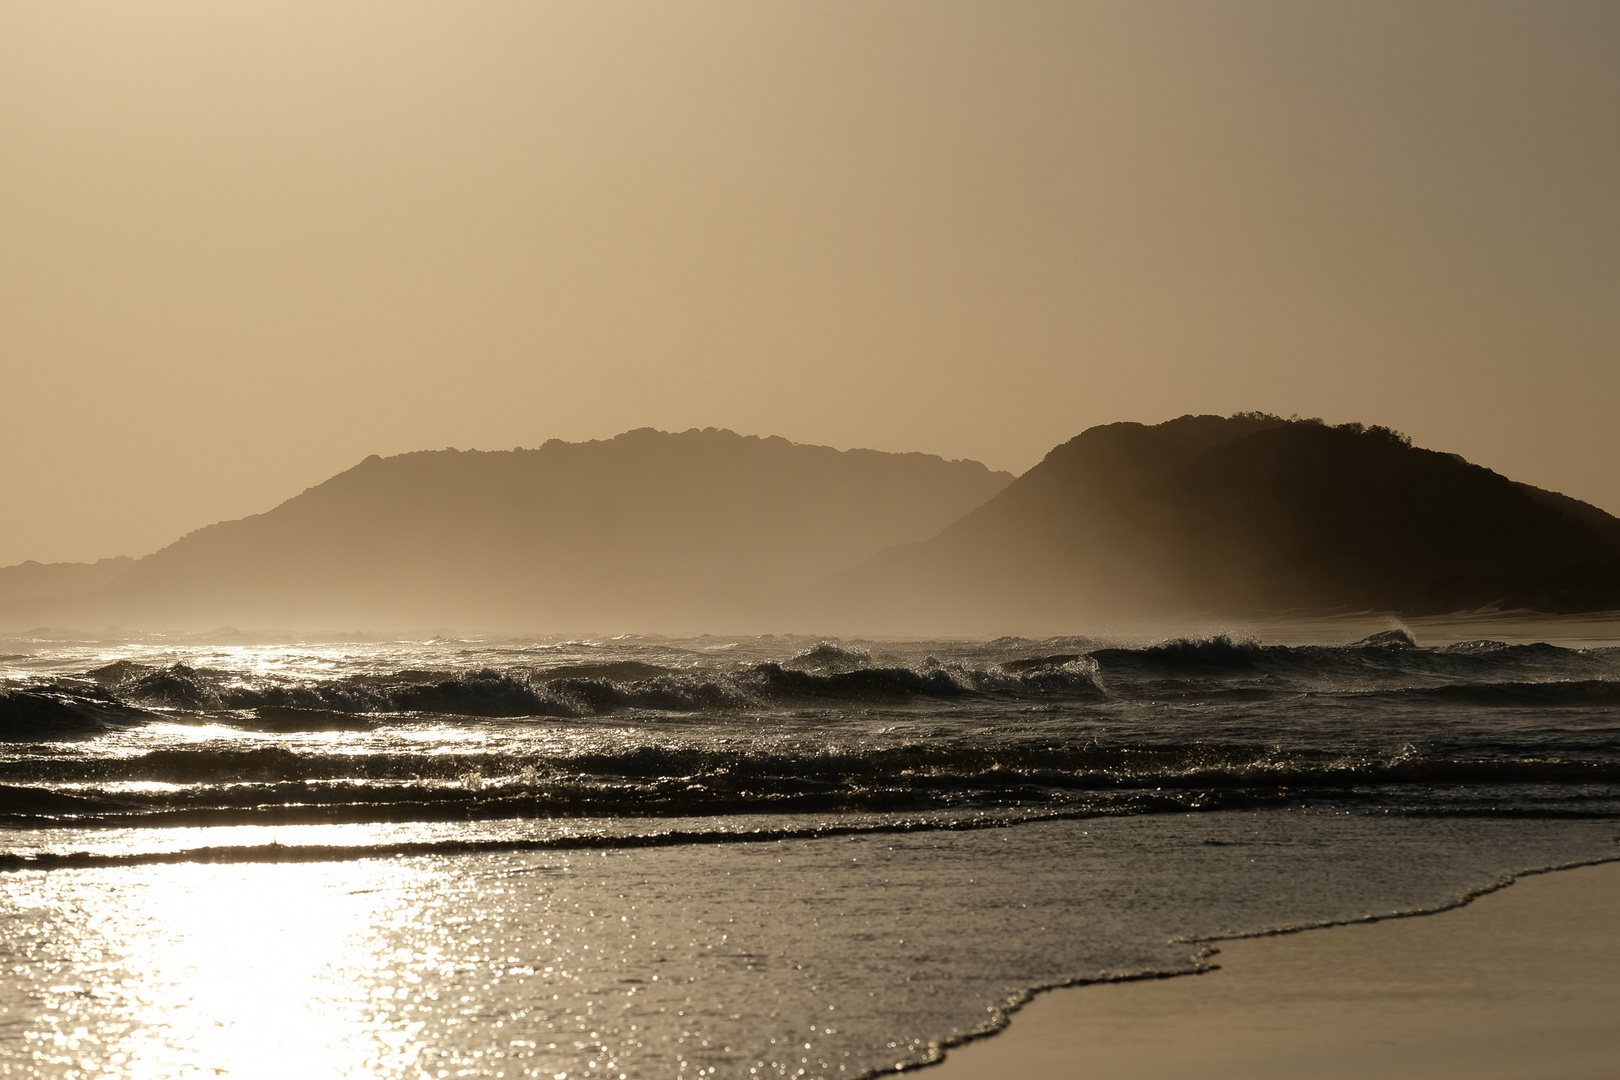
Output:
927 859 1620 1080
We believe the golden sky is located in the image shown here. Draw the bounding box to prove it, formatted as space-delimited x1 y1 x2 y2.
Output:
3 1 1617 566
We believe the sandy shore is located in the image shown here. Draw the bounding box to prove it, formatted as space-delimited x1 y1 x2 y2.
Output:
926 859 1620 1080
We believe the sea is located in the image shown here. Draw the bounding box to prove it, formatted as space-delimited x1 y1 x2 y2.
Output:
2 619 1618 1078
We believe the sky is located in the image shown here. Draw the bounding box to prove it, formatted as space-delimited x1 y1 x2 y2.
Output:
3 0 1618 567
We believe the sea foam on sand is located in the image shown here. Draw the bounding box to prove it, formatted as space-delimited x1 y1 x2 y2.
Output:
928 860 1620 1080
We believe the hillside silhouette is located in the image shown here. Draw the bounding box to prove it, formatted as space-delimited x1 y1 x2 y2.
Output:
0 557 133 609
6 429 1009 631
7 416 1620 634
826 414 1620 630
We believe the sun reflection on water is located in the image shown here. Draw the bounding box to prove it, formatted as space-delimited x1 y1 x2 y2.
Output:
1 861 424 1078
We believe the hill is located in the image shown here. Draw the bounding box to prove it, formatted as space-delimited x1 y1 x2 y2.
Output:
2 429 1010 632
825 414 1620 631
0 558 134 609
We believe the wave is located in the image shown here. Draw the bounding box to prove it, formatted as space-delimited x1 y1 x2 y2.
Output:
1089 631 1613 680
4 735 1617 830
55 743 1620 790
9 633 1617 739
787 641 873 672
0 687 158 739
27 657 1105 728
0 808 1127 871
1397 679 1620 706
5 633 1617 865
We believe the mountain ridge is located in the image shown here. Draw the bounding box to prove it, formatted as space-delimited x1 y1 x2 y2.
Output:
0 557 136 610
1 428 1011 632
820 414 1620 631
6 416 1620 634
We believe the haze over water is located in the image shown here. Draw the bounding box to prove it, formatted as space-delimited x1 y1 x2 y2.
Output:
4 1 1620 569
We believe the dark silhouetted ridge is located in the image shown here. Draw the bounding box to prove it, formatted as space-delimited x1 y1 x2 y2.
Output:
10 416 1618 635
829 414 1620 629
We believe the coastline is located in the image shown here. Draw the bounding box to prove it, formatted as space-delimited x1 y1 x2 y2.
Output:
924 857 1620 1079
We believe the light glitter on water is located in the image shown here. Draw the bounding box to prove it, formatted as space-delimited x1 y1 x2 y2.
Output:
2 626 1619 1076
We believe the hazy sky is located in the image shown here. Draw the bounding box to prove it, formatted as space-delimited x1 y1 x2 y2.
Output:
3 1 1617 566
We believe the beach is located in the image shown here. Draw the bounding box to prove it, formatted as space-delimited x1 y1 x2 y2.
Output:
928 859 1620 1080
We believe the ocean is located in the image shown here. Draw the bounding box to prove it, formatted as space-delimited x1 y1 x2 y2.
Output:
2 621 1618 1078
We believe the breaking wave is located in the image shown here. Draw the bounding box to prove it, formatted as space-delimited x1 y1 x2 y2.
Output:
8 655 1105 734
3 632 1618 843
2 632 1609 734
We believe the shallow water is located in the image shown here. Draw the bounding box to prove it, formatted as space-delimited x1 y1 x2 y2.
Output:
2 624 1618 1077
